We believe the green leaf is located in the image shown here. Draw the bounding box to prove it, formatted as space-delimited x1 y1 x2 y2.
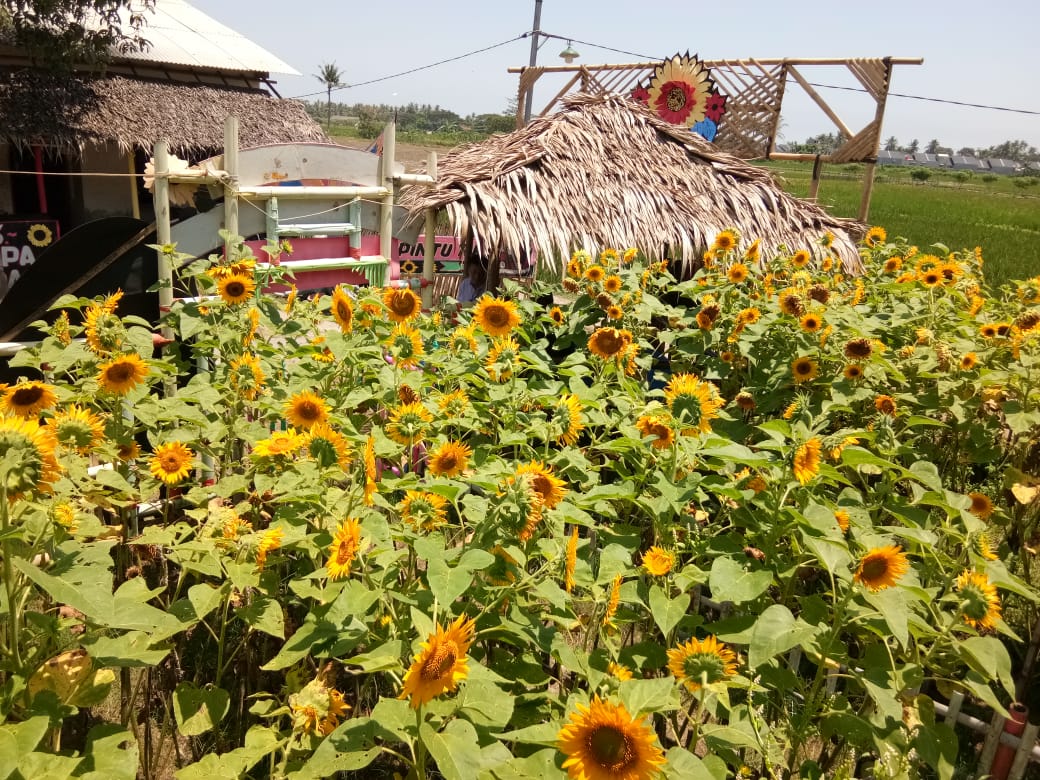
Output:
618 677 678 716
483 748 560 779
82 632 170 667
648 585 689 637
493 722 560 745
292 719 382 779
343 640 402 672
426 549 492 607
748 604 820 669
708 557 772 604
665 748 719 780
913 722 957 780
173 682 230 736
368 698 415 742
960 636 1014 695
173 725 279 779
458 679 515 729
236 596 285 638
74 724 138 780
420 719 483 780
862 587 909 649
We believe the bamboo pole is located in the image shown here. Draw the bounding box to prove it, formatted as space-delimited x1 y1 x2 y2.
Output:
507 57 924 74
379 120 396 262
1010 723 1040 780
858 58 893 222
153 141 173 344
787 65 854 140
127 152 140 219
223 117 239 247
421 151 437 309
808 154 823 201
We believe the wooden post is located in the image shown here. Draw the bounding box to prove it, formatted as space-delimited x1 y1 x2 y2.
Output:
944 692 965 727
1009 721 1040 780
153 141 173 344
33 145 47 214
127 152 140 219
379 120 396 264
223 117 239 247
978 711 1007 778
858 58 893 222
808 154 823 201
421 151 438 308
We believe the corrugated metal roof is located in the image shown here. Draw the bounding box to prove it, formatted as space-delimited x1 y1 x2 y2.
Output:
103 0 299 76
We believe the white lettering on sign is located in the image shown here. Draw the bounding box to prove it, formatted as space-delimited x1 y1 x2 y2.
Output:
396 241 458 259
1 245 35 268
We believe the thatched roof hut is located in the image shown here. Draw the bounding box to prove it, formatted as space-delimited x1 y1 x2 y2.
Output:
0 69 326 155
401 92 864 273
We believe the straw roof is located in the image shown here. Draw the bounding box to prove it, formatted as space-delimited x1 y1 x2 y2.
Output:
401 92 864 273
0 69 327 155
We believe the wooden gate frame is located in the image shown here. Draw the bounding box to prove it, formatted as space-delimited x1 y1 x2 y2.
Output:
509 57 922 221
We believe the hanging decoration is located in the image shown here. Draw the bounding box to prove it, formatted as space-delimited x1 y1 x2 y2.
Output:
631 52 728 142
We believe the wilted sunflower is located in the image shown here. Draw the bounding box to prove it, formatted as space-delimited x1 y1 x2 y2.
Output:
400 615 477 708
968 492 994 519
97 353 149 395
46 405 105 453
874 395 897 416
557 696 665 780
515 461 567 509
853 545 909 591
385 324 425 369
427 440 471 478
636 413 674 450
778 290 804 317
793 438 822 485
386 401 432 445
844 338 873 360
642 547 675 576
548 394 585 447
485 336 521 382
306 423 352 471
383 287 421 322
326 518 363 580
727 263 749 284
664 374 722 434
865 226 887 247
149 441 194 485
549 307 566 326
668 635 738 693
4 381 58 418
331 286 355 332
473 296 521 337
284 390 329 430
217 272 255 305
0 415 59 495
791 249 811 268
799 313 823 332
734 390 756 411
955 570 1001 631
791 356 818 384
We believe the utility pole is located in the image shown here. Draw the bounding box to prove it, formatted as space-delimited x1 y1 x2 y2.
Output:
523 0 543 125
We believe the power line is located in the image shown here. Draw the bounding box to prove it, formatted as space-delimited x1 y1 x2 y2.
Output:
287 35 525 100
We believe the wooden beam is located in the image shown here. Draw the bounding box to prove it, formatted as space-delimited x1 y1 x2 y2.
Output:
787 65 854 140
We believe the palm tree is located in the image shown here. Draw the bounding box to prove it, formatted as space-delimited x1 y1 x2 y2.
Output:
314 62 344 130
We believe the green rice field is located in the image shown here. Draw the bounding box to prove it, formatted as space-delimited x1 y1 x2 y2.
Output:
758 161 1040 290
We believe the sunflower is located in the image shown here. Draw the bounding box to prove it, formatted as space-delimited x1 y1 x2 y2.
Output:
149 441 194 485
326 518 363 580
791 356 818 384
4 381 58 418
473 296 521 337
844 364 864 381
253 429 304 460
485 336 522 382
799 313 823 333
565 526 578 592
602 575 622 629
791 250 811 268
557 695 666 780
46 405 105 453
255 527 284 570
979 323 998 339
549 306 566 327
835 510 851 533
449 323 479 353
642 547 674 576
667 636 738 693
383 287 422 323
83 299 125 355
606 305 624 321
865 226 887 247
793 438 822 485
663 374 722 434
386 401 432 445
968 492 994 519
737 307 761 325
713 229 738 252
734 390 755 411
727 263 749 284
305 423 352 471
636 413 674 450
330 286 355 332
874 395 897 416
229 353 265 400
960 352 978 370
566 258 583 278
385 324 425 369
97 353 149 395
919 269 943 288
515 461 567 509
436 389 471 418
400 615 477 708
853 545 909 592
584 265 606 283
744 239 761 263
0 416 59 495
364 435 378 505
217 272 255 305
955 570 1001 631
549 394 585 447
778 291 804 317
883 256 903 273
115 440 140 461
284 390 329 430
844 338 873 360
604 275 622 294
427 440 471 478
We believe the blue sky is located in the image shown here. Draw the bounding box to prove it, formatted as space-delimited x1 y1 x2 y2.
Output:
193 0 1038 151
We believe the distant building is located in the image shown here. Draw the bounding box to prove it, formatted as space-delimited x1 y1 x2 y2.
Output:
877 150 912 166
911 153 942 167
985 158 1021 175
951 155 986 170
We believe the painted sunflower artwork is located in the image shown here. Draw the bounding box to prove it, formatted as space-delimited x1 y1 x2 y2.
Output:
631 52 728 141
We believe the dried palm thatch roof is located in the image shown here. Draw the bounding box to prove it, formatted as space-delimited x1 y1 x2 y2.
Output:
0 69 327 155
401 92 864 274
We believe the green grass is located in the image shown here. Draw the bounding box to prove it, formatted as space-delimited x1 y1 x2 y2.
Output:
757 161 1040 290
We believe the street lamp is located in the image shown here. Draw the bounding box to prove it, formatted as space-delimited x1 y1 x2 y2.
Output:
559 41 579 64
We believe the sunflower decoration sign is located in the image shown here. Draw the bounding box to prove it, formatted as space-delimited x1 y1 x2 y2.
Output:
631 52 728 141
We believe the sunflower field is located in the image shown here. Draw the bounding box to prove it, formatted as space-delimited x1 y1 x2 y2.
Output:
1 228 1040 779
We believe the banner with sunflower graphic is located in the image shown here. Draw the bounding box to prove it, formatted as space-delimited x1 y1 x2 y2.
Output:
630 52 728 142
0 219 59 281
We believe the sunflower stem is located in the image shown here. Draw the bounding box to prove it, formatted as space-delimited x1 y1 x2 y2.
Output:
0 481 23 672
414 705 428 780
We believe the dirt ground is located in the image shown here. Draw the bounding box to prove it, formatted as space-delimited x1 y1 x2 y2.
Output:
337 140 447 173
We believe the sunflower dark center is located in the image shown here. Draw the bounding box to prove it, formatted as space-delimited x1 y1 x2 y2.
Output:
226 281 246 297
587 725 635 772
420 642 458 681
297 401 321 421
438 452 458 470
485 305 509 328
335 539 355 565
160 454 181 471
595 332 624 355
795 361 813 375
861 557 889 581
107 364 133 382
337 301 352 321
390 293 416 316
12 386 43 406
666 86 687 112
